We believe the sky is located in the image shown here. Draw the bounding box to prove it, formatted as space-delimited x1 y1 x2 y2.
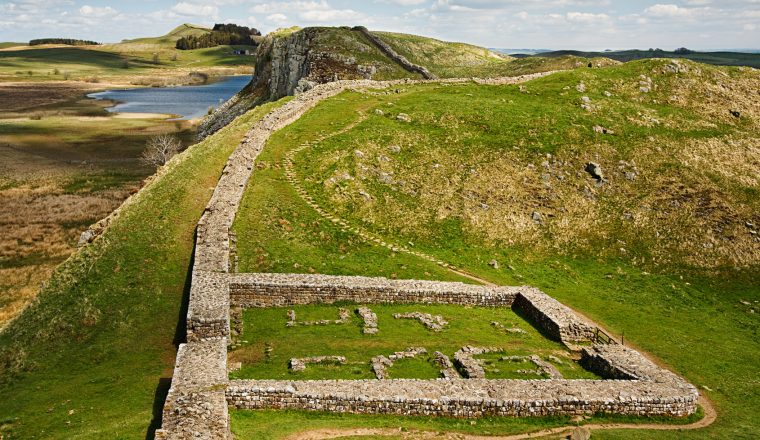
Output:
1 0 758 50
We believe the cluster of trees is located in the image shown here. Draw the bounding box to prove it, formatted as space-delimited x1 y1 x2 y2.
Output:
175 24 260 50
29 38 99 46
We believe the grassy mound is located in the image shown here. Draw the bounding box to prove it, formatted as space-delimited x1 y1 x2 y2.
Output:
0 99 287 439
231 60 759 437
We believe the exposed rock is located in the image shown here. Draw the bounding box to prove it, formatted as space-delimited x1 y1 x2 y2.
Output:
730 110 741 118
531 211 543 224
354 149 365 158
374 108 384 116
585 162 605 182
388 145 401 153
576 82 586 92
488 259 499 269
77 229 97 247
592 125 614 135
396 113 412 122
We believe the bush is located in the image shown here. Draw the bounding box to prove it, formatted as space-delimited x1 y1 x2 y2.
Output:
140 134 182 167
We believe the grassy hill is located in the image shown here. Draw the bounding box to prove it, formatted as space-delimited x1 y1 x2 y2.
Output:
534 49 760 68
120 23 210 46
2 25 759 439
0 99 288 438
374 31 514 78
0 24 254 83
230 59 759 438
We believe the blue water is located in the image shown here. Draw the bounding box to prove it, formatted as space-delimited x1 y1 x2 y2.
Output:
87 75 250 120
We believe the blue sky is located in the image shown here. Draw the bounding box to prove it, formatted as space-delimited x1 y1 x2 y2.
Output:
1 1 758 50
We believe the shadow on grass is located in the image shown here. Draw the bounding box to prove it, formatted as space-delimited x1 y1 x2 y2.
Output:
145 234 196 439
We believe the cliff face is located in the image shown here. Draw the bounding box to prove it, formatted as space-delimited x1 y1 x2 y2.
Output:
199 27 422 139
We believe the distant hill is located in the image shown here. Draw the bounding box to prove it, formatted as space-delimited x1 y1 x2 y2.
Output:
0 42 27 49
534 49 760 68
121 23 211 47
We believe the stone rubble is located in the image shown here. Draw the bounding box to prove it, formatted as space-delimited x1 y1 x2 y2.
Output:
286 308 350 327
454 346 505 379
290 356 346 372
356 306 379 334
393 312 448 331
372 347 428 379
491 321 527 334
433 351 460 379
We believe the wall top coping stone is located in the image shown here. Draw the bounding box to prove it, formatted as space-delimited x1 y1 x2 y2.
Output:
229 272 522 296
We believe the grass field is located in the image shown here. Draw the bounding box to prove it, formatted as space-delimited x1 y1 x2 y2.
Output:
229 60 759 438
0 90 199 328
0 99 289 438
230 304 597 380
0 24 255 85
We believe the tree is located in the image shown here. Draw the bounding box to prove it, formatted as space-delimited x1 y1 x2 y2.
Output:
140 134 181 167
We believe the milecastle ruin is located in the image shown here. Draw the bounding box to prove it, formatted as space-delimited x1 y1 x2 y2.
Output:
155 72 699 439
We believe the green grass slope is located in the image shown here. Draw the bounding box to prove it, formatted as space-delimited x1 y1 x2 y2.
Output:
230 59 759 438
374 31 618 78
0 99 287 439
374 31 513 78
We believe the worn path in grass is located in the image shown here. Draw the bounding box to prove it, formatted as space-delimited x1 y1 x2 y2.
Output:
283 395 714 439
265 74 719 437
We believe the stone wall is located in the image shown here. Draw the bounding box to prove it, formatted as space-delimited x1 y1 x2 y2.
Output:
227 374 698 418
512 288 597 344
156 339 230 439
229 272 518 307
352 26 438 80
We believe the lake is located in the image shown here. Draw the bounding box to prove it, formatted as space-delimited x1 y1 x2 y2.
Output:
87 75 250 120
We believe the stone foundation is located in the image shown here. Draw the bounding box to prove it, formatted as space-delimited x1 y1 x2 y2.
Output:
227 375 697 418
229 273 519 308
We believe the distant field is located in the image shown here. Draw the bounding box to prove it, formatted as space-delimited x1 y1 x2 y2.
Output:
0 24 255 84
230 304 597 380
0 42 26 49
536 49 760 68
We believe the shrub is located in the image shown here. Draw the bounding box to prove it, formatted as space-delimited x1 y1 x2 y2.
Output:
140 134 182 167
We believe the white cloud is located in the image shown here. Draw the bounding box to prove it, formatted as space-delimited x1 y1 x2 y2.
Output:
299 8 363 21
79 5 118 18
644 4 694 18
267 13 288 23
171 2 219 18
566 11 610 23
383 0 427 5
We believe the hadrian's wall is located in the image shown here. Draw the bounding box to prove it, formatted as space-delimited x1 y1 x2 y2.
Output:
229 273 518 307
227 376 697 418
157 70 700 439
226 344 698 418
352 26 438 80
